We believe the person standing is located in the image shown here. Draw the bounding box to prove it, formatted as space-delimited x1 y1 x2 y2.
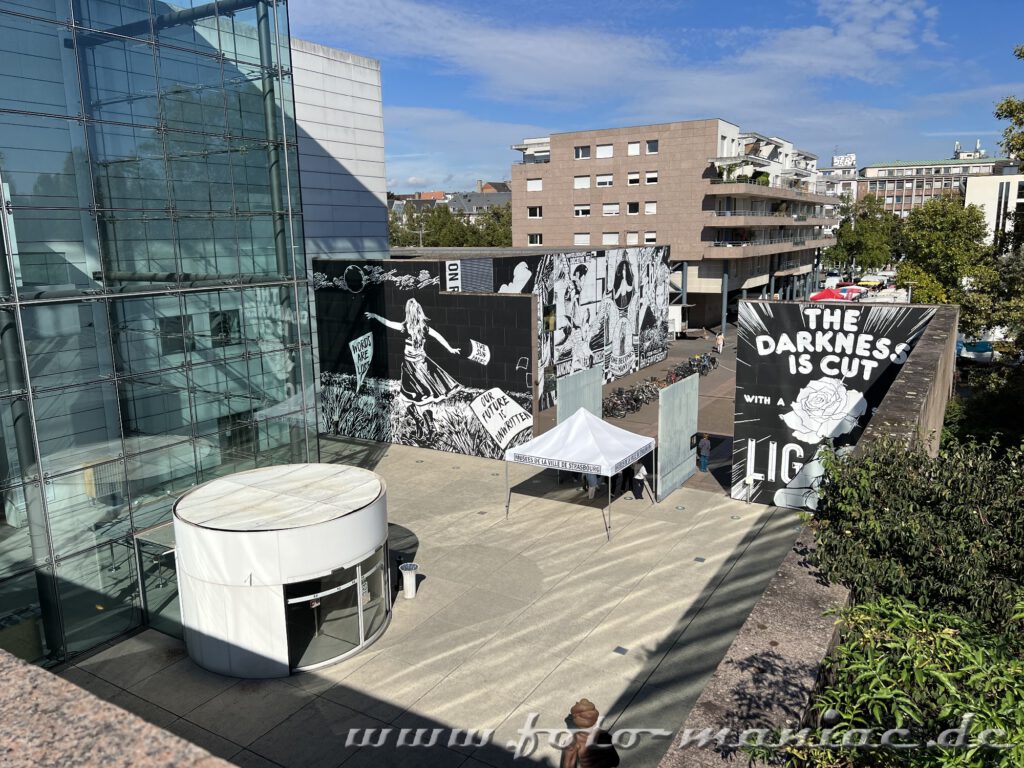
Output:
698 433 712 473
715 332 725 354
631 460 648 501
585 473 600 500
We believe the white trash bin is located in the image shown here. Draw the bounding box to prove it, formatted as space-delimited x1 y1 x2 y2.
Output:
399 562 419 599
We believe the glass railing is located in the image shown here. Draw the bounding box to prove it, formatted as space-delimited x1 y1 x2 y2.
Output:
709 178 831 199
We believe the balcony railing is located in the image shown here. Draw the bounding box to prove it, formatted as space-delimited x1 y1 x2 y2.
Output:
711 235 831 247
709 178 830 200
712 210 820 219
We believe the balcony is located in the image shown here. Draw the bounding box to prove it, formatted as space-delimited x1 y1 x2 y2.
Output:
707 153 771 168
701 234 835 259
708 211 838 228
707 178 834 205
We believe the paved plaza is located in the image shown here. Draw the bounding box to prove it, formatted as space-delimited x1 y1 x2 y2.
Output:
58 435 799 767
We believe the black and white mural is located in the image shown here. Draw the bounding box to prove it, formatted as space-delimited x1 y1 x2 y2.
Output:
312 246 670 458
730 301 937 511
528 247 671 408
314 262 534 459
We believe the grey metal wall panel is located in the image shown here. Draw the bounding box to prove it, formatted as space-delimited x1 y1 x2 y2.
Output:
556 365 604 423
657 374 699 500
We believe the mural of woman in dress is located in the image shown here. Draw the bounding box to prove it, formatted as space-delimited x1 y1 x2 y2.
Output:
364 298 462 441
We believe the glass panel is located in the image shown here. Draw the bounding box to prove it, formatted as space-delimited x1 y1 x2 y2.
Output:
0 1 72 22
73 0 152 37
56 538 140 654
0 483 45 576
78 29 159 126
361 547 388 640
46 459 131 557
22 302 114 390
0 397 37 485
98 214 177 287
285 583 360 669
136 536 179 638
0 568 57 663
124 440 201 531
189 359 253 436
119 375 193 456
111 295 188 375
0 14 79 115
34 381 122 477
89 121 169 211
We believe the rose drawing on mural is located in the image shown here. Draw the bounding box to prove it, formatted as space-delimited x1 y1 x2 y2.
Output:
781 377 867 443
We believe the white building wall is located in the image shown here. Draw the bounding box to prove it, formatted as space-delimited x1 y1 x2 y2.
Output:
290 39 389 261
965 173 1024 244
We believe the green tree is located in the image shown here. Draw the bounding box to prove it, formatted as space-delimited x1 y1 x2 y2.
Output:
994 44 1024 160
476 202 512 247
901 194 988 291
897 195 994 335
823 194 902 272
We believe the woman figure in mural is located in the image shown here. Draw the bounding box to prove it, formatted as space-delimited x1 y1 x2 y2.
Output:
364 298 461 442
612 253 636 356
557 264 593 370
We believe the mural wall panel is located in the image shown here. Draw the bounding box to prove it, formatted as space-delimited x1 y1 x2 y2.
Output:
730 301 937 510
313 246 670 458
314 262 534 458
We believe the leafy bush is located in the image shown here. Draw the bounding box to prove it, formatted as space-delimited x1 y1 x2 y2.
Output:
813 438 1024 639
760 598 1024 767
943 365 1024 452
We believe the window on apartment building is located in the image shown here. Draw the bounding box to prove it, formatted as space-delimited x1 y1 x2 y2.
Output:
596 174 613 187
943 167 951 174
915 168 924 176
644 201 657 215
868 181 878 191
574 233 591 246
645 170 658 184
528 206 542 218
626 231 639 245
574 175 591 189
943 179 952 188
627 172 640 185
526 178 543 192
528 233 543 245
602 232 620 245
887 181 895 189
626 201 639 215
895 195 903 203
644 231 657 244
915 180 923 189
574 145 591 159
913 196 922 204
904 181 913 189
603 203 620 216
900 210 909 218
885 196 894 204
574 204 591 217
646 139 659 154
627 141 640 156
596 144 613 158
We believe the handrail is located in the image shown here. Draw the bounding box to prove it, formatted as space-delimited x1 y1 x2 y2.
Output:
709 178 831 200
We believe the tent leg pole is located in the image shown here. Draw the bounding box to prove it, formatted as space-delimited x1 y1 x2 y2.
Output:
505 462 511 519
606 481 612 541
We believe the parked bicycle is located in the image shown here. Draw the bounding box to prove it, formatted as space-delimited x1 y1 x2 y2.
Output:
601 380 661 418
689 352 719 377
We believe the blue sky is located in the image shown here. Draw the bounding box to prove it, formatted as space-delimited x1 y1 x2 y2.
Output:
288 0 1024 194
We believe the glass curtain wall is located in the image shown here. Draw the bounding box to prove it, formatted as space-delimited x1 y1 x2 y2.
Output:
0 0 317 664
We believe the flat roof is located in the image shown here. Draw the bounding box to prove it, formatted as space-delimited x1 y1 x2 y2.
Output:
863 157 1010 168
175 464 383 531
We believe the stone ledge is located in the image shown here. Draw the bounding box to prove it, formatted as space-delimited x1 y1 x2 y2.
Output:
658 532 848 767
0 649 230 768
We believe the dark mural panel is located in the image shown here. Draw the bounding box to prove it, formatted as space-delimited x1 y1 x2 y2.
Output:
314 262 534 458
730 301 937 510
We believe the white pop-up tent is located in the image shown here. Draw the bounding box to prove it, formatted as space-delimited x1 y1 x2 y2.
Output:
503 407 655 539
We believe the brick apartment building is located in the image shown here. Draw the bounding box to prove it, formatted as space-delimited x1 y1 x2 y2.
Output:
510 120 836 330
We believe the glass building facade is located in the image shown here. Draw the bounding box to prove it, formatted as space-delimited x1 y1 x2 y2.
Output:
0 0 317 664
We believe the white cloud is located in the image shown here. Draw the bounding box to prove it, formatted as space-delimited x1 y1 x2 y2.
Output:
288 0 994 181
383 106 547 193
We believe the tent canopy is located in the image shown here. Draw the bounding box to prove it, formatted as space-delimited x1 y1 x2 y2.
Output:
810 288 847 302
504 407 654 477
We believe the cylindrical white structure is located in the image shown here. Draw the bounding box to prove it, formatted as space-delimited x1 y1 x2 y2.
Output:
173 464 390 678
